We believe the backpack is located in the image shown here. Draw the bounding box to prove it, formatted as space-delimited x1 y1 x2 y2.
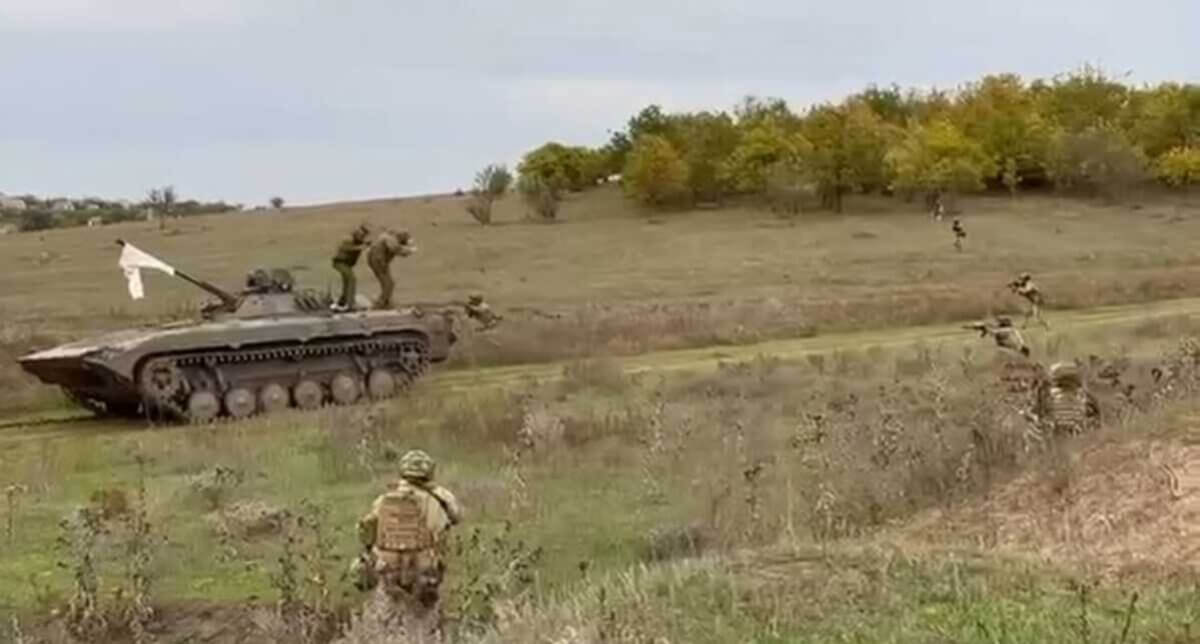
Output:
375 488 434 552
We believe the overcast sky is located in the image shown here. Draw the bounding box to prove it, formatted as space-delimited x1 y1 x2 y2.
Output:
1 0 1196 206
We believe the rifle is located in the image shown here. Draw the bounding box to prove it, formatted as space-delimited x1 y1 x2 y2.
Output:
962 322 992 337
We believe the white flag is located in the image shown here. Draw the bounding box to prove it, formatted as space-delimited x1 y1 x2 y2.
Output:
118 242 176 300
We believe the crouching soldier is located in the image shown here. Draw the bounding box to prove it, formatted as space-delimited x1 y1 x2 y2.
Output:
355 450 462 639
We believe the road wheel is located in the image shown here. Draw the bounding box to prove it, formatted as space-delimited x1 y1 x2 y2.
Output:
293 379 324 410
259 383 290 414
331 372 361 405
224 387 256 419
367 368 398 400
187 391 220 423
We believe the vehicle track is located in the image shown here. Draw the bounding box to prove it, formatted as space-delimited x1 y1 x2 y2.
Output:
3 295 1199 445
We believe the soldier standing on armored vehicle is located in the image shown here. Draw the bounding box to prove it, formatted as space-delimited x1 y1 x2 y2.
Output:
332 224 371 311
355 450 462 638
368 228 416 310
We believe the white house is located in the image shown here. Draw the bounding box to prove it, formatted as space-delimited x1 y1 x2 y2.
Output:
50 199 74 212
87 216 104 227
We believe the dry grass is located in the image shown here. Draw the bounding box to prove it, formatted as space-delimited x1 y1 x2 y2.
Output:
5 189 1200 411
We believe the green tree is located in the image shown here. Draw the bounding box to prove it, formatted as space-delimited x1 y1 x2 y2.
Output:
517 143 601 192
270 196 285 209
719 119 809 196
671 111 740 202
1132 83 1200 159
1037 65 1130 133
1045 124 1148 201
800 102 894 212
1156 146 1200 188
953 74 1052 186
886 119 996 201
623 135 690 208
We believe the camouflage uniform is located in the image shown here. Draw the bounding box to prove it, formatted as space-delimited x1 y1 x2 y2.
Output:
332 225 370 311
464 294 502 330
367 230 414 310
1036 362 1099 437
951 219 966 252
1013 273 1047 329
355 450 462 639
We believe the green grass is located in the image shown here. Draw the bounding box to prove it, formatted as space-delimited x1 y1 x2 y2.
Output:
482 544 1200 643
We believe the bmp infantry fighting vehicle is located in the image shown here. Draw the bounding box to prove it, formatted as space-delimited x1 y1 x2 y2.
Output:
18 245 457 422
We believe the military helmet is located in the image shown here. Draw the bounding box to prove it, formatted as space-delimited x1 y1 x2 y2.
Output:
395 229 411 243
1020 272 1031 281
353 223 370 239
1049 361 1081 386
399 449 436 482
995 316 1013 327
468 293 485 305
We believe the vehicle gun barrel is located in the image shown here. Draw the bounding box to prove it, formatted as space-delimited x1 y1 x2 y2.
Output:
115 239 239 309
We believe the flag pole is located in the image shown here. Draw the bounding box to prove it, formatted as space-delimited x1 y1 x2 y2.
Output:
116 239 240 308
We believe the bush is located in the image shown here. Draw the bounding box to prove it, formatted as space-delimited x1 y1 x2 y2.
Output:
516 173 562 221
466 164 513 225
1156 146 1200 188
270 196 285 209
1046 125 1149 200
623 135 691 208
18 210 55 232
517 143 602 192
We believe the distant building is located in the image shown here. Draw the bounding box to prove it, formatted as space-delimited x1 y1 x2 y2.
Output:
87 216 103 227
84 203 101 211
0 197 26 211
116 199 134 209
50 199 74 212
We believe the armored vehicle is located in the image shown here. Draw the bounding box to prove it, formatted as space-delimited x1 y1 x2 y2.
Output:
18 245 457 422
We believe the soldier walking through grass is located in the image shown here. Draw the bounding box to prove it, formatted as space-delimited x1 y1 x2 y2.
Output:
1009 272 1048 329
368 229 416 310
355 450 462 640
331 224 371 311
951 218 966 252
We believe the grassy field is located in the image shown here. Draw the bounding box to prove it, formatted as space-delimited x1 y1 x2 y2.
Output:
2 310 1200 642
3 187 1200 415
5 190 1200 642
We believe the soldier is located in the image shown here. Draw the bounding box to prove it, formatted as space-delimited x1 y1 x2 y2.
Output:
355 449 462 638
1009 272 1048 329
464 294 502 330
332 224 371 312
1035 361 1099 437
926 191 945 221
951 218 966 252
965 316 1030 357
368 229 416 310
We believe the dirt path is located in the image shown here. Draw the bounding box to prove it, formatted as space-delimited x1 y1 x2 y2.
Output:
4 296 1200 444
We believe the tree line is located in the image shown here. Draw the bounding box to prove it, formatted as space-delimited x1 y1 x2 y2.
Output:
472 66 1200 220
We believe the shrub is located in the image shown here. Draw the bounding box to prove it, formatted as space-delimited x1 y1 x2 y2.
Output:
623 135 691 208
466 164 513 225
1156 146 1200 188
1046 125 1149 200
516 173 562 221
